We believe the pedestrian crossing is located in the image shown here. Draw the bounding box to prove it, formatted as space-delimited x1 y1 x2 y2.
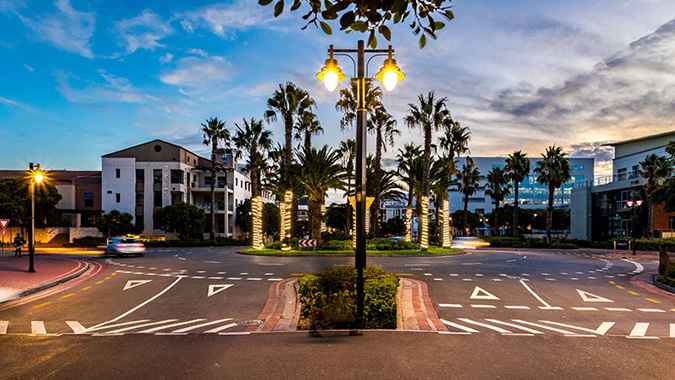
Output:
0 318 247 336
438 318 675 339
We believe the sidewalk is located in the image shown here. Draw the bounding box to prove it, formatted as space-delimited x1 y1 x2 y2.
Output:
0 254 89 303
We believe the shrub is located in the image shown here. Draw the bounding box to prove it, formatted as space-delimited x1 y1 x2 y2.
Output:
265 241 282 250
366 238 420 251
71 236 107 247
549 243 578 249
656 275 675 288
319 240 353 251
483 236 523 247
321 230 352 241
297 265 397 330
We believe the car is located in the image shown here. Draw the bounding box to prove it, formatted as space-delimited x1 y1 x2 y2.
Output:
450 236 490 249
389 236 406 241
105 237 146 256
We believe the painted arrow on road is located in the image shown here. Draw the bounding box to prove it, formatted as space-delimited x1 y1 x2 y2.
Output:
576 289 614 303
470 286 500 300
207 284 234 297
123 280 153 290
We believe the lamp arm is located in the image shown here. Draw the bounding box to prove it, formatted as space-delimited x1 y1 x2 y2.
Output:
333 53 357 76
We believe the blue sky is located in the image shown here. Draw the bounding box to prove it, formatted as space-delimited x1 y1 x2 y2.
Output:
2 0 675 182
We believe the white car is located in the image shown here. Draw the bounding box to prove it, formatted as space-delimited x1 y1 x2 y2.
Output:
451 237 490 249
105 237 145 256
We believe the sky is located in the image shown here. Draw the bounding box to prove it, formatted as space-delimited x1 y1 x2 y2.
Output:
2 0 675 189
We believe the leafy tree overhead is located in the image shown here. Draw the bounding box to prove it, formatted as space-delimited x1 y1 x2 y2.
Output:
638 153 672 239
326 202 350 232
154 203 206 240
649 140 675 212
259 0 455 49
0 178 62 228
97 210 141 237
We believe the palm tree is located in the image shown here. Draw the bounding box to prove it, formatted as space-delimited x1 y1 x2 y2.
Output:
534 146 572 243
201 117 230 240
294 110 323 151
335 80 383 131
396 143 422 242
294 145 346 245
484 167 511 236
368 108 400 236
405 92 450 250
638 153 673 239
265 82 315 242
337 139 356 233
457 157 481 232
505 150 530 237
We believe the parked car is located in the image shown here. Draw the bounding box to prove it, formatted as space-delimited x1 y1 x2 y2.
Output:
105 237 145 256
451 236 490 249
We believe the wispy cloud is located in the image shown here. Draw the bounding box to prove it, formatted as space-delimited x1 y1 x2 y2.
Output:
54 70 146 104
17 0 95 58
159 55 233 90
113 9 172 54
23 64 34 72
178 1 273 37
159 52 173 63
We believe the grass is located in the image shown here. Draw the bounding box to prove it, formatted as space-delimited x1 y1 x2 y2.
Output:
239 246 462 256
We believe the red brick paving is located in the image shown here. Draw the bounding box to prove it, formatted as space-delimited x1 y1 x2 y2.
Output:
0 254 83 294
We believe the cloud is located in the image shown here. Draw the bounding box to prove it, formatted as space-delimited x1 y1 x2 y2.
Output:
23 63 34 71
159 52 173 63
159 55 233 90
186 48 207 57
54 70 146 104
178 1 271 37
113 9 172 54
0 96 23 107
17 0 95 58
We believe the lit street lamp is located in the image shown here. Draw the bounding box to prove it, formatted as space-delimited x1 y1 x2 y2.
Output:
28 162 44 273
318 41 404 332
626 197 643 256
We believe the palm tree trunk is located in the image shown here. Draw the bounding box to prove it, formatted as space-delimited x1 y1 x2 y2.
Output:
308 196 322 244
373 130 383 237
494 204 500 236
648 203 654 240
304 131 311 152
210 141 217 241
463 196 468 233
513 184 519 237
547 184 554 243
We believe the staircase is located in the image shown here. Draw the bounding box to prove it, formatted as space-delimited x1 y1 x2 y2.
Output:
44 233 70 247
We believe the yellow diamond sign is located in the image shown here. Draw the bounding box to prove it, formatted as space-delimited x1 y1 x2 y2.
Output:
348 196 375 211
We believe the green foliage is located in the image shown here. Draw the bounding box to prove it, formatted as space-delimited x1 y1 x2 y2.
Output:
482 236 523 247
70 236 107 247
0 178 62 228
260 0 454 48
549 243 578 249
656 275 675 288
366 238 420 250
321 230 352 241
297 265 397 329
265 241 282 249
325 203 350 232
380 216 406 236
153 203 206 240
319 240 353 250
145 237 248 247
263 202 280 238
236 199 252 235
97 210 142 237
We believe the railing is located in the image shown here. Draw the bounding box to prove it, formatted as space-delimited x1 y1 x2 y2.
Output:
570 171 642 189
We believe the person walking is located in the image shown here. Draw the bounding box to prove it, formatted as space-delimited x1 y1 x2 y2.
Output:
14 233 24 257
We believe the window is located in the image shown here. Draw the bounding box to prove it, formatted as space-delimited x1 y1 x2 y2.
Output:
235 178 238 186
84 193 94 208
154 191 162 207
136 192 144 207
670 216 675 230
136 169 144 184
217 177 226 188
204 177 212 186
153 169 162 184
115 168 120 178
116 193 121 203
171 170 184 184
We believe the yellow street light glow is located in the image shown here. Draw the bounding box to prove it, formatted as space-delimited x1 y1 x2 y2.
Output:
316 47 345 92
441 198 451 248
405 207 412 242
280 190 293 251
420 196 429 251
34 173 44 184
374 50 404 91
252 196 263 249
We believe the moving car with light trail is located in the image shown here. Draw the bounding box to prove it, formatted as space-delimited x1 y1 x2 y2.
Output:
105 237 145 256
450 236 490 249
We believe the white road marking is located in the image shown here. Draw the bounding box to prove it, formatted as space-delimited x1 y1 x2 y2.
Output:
670 324 675 338
239 273 249 275
572 307 598 311
462 279 473 282
205 261 221 264
511 320 576 335
207 284 234 297
191 276 205 279
140 319 207 333
560 273 568 275
541 273 550 276
31 321 46 335
0 321 7 334
107 319 178 334
207 277 224 280
439 304 463 308
227 277 242 280
197 271 206 274
638 309 665 313
88 276 184 331
504 306 530 310
545 278 556 281
485 319 543 334
475 274 484 277
87 320 151 332
628 323 656 339
440 319 479 333
217 272 226 274
470 286 500 300
458 318 511 334
258 263 285 266
450 274 459 277
178 257 186 261
264 273 274 276
247 278 262 281
434 278 443 281
405 264 430 266
520 280 556 309
576 289 614 303
491 279 503 282
123 280 153 290
587 277 597 279
506 259 516 263
570 278 579 281
424 273 432 276
622 259 644 274
66 321 86 334
541 321 615 335
471 305 497 309
605 308 632 312
462 263 481 266
268 278 283 281
172 318 234 333
205 323 238 333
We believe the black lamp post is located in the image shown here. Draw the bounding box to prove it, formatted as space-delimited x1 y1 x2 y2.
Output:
318 41 404 332
626 196 643 256
28 162 43 273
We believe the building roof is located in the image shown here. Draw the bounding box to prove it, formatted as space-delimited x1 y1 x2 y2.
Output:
101 139 202 159
602 130 675 147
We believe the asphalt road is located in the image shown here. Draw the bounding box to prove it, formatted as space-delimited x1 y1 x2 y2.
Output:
0 247 673 379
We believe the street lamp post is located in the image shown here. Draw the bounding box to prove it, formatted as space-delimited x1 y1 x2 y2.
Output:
626 196 643 256
318 41 403 332
28 162 43 273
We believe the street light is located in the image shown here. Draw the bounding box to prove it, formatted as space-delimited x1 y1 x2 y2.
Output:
318 41 404 332
28 162 44 273
626 197 643 256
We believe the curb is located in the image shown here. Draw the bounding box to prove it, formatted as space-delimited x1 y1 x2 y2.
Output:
235 250 470 258
2 259 91 304
652 274 675 294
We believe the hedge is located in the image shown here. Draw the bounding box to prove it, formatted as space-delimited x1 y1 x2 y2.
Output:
297 265 398 330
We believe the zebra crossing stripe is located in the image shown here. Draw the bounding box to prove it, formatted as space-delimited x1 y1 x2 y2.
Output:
204 323 238 333
139 319 206 333
670 324 675 338
540 321 615 335
511 320 576 335
440 319 479 333
0 321 7 334
457 318 511 334
106 319 178 334
627 323 658 339
31 321 46 335
66 321 86 334
171 318 234 333
86 320 151 332
485 319 543 334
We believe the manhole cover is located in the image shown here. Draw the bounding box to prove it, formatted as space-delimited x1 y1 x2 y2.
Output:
238 319 264 326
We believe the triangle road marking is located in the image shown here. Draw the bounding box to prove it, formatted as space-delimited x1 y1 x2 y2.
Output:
470 286 500 300
208 284 234 297
576 289 614 303
123 280 152 291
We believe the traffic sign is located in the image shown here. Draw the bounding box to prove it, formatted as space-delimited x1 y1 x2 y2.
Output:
1 229 5 237
348 196 375 211
0 219 9 229
298 239 317 247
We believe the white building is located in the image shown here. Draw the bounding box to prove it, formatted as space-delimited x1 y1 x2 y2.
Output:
102 139 274 238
